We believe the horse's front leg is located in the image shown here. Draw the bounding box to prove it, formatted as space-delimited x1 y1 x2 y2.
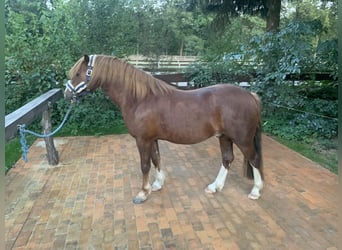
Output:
133 139 153 204
151 140 165 191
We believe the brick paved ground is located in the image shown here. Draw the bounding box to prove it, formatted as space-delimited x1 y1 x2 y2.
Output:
5 134 338 249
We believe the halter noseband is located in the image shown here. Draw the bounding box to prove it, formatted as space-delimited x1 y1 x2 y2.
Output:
66 55 96 101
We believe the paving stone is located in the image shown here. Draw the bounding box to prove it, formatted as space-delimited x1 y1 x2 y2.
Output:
4 134 338 249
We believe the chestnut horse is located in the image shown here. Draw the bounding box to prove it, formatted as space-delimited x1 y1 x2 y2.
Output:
64 55 264 204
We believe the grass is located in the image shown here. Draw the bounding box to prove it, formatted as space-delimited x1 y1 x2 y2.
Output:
5 122 337 175
270 135 338 174
5 134 36 174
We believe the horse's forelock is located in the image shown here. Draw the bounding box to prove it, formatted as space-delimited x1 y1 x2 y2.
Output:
68 57 85 79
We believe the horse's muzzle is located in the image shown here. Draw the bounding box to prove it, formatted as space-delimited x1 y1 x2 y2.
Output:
64 85 75 102
64 80 91 103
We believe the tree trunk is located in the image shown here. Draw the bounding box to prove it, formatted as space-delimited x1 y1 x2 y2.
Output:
266 0 281 32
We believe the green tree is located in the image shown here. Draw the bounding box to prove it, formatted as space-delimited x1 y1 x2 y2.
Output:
189 0 281 32
71 0 137 56
128 0 209 56
5 0 82 113
203 15 265 58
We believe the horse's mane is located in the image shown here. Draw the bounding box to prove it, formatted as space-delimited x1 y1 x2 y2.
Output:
69 55 176 100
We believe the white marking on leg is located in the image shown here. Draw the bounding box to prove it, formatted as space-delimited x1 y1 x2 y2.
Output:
135 182 152 203
205 164 228 193
248 166 263 200
152 169 165 191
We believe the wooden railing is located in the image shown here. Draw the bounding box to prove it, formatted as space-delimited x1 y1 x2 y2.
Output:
152 73 193 89
125 55 199 73
5 88 63 165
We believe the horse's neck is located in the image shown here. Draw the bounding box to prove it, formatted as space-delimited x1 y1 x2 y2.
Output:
102 79 136 112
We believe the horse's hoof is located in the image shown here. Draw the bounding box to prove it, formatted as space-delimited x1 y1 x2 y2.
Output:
152 182 162 192
133 197 146 204
152 186 162 192
248 193 260 200
248 186 261 200
204 187 216 194
205 182 217 194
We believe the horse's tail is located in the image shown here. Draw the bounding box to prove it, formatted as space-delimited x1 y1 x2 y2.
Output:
243 92 264 180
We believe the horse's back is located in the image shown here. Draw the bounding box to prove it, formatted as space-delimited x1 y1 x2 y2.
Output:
200 84 260 113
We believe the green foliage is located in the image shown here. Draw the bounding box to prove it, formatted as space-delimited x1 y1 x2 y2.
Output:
54 90 123 136
203 15 265 57
241 17 338 143
198 0 268 18
187 4 337 154
5 0 337 174
5 0 83 113
5 134 36 174
5 0 211 113
5 0 213 145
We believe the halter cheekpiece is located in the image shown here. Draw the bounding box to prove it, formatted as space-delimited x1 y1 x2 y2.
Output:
66 55 96 101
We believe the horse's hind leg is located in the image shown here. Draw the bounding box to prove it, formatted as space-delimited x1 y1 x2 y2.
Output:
240 143 263 200
245 151 263 199
248 164 263 199
205 136 234 193
151 140 165 191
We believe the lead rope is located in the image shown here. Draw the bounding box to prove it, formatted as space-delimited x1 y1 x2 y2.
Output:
18 103 74 162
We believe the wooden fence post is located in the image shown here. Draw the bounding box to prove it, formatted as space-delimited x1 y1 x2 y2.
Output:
41 102 59 165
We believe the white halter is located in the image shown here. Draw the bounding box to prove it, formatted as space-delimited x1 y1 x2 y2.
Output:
65 55 96 98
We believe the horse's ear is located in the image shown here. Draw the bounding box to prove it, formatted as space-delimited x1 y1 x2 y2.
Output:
84 55 89 64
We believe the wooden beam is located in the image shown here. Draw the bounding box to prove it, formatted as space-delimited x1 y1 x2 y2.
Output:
41 105 59 165
5 88 63 142
153 73 190 83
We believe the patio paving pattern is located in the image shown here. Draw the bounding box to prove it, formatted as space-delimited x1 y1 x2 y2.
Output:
5 134 338 249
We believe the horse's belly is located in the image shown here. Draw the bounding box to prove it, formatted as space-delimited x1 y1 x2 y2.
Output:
171 136 207 144
158 122 216 144
163 134 213 145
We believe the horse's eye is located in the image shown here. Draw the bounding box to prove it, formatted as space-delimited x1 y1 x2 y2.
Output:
76 73 80 77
